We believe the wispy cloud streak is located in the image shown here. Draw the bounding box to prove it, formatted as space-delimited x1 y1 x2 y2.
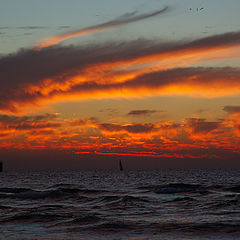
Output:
1 31 240 112
36 7 169 49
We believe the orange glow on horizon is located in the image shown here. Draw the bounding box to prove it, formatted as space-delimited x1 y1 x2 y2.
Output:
0 114 240 162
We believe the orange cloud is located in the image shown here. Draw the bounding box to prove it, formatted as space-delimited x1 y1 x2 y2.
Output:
0 112 240 162
1 32 240 113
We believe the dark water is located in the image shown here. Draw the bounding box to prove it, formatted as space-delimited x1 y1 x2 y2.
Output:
1 169 240 240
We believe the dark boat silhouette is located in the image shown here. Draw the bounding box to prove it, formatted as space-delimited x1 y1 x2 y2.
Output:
0 161 2 172
119 160 123 171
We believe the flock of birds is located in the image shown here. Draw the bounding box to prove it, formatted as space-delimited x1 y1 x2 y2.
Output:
189 7 204 11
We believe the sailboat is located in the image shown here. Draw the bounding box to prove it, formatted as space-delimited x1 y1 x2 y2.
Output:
119 160 123 171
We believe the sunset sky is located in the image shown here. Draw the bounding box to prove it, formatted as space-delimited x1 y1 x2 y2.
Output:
1 0 240 169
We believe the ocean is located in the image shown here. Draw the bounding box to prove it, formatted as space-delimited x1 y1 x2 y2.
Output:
1 168 240 240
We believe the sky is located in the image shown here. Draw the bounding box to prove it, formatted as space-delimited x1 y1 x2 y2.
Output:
1 0 240 169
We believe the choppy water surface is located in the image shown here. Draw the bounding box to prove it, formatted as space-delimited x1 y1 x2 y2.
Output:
1 168 240 240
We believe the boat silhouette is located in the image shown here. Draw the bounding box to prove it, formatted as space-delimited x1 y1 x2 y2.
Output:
119 160 123 171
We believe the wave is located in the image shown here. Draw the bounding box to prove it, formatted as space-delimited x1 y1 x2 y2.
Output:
0 187 107 200
71 215 101 224
141 222 240 234
96 195 150 208
99 195 120 202
167 196 196 202
188 222 240 233
49 183 81 188
139 183 240 195
93 221 134 231
1 213 65 224
65 219 240 234
207 196 240 211
0 187 31 193
153 183 202 194
0 205 13 209
225 185 240 192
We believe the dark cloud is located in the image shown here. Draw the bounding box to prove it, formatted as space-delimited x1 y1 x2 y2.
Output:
37 7 170 48
91 7 169 29
98 123 155 133
223 106 240 114
29 130 56 135
17 26 46 30
0 113 61 130
1 31 240 112
69 67 240 94
0 26 46 31
122 67 240 88
57 26 71 29
159 123 180 129
0 133 10 138
69 117 98 126
98 123 123 132
127 110 158 116
186 118 220 133
124 123 155 133
7 122 61 130
0 113 58 124
182 31 240 51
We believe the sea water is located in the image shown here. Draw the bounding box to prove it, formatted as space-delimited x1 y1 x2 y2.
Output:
1 168 240 240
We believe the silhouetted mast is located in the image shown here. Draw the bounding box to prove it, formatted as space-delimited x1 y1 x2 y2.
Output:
119 160 123 171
